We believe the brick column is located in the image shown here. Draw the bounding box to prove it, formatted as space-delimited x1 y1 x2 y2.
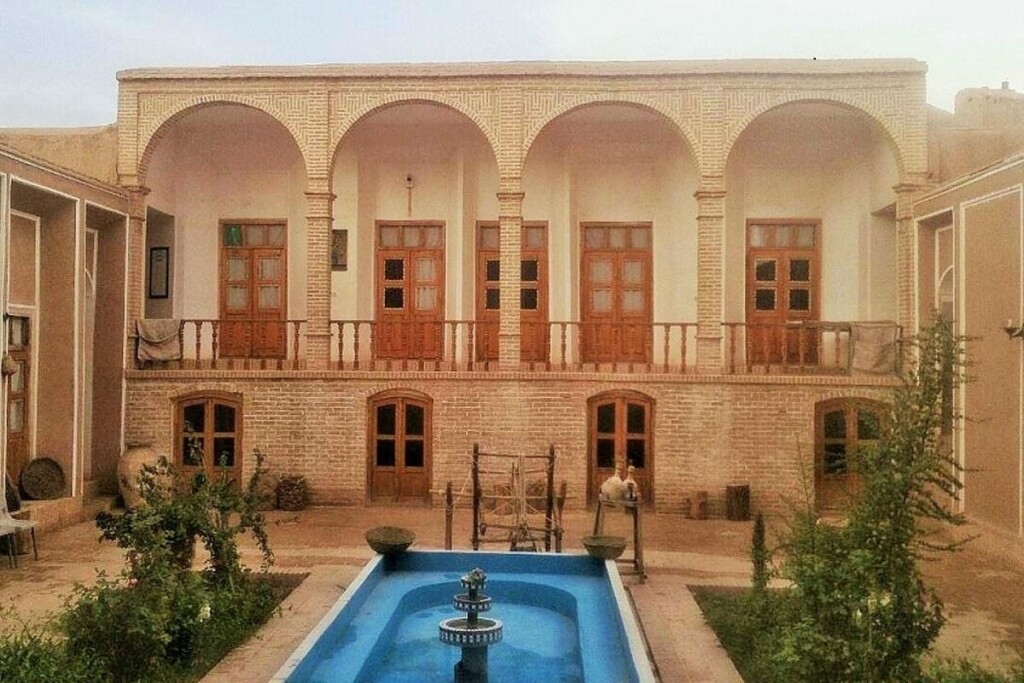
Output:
497 188 524 368
894 182 923 335
123 185 149 369
695 177 726 372
305 180 335 371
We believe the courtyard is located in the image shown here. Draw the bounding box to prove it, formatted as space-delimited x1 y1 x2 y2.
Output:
1 504 1022 682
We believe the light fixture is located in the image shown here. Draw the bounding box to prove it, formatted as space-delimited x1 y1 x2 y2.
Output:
405 173 414 189
1005 319 1024 339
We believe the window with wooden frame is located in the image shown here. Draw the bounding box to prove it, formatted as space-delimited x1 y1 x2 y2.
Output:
368 391 432 503
746 219 820 364
580 222 653 364
174 391 243 482
814 398 887 510
475 221 549 362
219 220 287 359
587 390 654 505
375 222 445 360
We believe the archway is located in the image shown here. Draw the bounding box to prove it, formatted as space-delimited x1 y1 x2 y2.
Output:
725 101 901 367
524 103 699 368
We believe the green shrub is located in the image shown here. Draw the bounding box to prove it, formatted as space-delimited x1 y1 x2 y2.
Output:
0 609 97 683
925 659 1024 683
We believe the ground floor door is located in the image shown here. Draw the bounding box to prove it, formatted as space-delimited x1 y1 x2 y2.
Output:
369 395 431 503
815 399 883 511
746 220 819 364
588 392 653 505
581 223 652 364
476 222 549 362
219 222 287 358
375 223 445 360
5 316 31 484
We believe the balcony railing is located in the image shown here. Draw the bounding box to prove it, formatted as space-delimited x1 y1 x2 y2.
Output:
722 321 902 375
134 318 900 376
135 319 306 370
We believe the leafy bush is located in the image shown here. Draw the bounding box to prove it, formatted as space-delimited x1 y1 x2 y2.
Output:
0 609 97 683
763 320 969 682
96 448 273 587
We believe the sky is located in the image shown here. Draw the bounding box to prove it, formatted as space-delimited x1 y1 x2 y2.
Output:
1 0 1022 128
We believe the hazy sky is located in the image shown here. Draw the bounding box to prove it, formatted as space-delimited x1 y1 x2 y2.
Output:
1 0 1022 127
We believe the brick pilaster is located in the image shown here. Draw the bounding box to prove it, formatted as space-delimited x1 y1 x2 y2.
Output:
124 185 150 369
695 177 726 372
497 189 524 368
305 179 335 371
894 182 924 335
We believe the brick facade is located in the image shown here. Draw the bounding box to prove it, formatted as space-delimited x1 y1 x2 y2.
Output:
124 371 895 516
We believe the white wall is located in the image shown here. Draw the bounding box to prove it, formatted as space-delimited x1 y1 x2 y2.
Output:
724 102 899 323
146 105 307 320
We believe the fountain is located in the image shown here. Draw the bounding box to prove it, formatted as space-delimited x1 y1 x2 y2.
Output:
438 568 503 683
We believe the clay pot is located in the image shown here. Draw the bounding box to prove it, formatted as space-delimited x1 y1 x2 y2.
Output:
117 442 159 508
582 535 627 560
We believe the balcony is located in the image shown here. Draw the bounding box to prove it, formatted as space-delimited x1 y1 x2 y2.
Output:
134 319 901 377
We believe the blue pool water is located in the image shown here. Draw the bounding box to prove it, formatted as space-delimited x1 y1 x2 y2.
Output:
279 551 653 683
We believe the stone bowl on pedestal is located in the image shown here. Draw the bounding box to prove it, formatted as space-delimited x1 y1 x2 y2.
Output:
365 526 416 555
581 535 627 560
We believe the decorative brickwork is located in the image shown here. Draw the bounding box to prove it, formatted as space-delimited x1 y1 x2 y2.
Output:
124 372 896 515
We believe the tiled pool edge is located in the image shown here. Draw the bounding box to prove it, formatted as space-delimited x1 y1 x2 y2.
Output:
269 556 384 682
270 551 656 683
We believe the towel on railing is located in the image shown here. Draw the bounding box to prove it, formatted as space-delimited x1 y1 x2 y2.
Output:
850 322 898 375
136 319 182 362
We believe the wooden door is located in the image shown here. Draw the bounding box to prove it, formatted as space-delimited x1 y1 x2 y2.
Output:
219 222 287 358
5 316 31 484
476 222 549 362
369 396 431 503
589 393 653 505
581 223 652 363
745 221 819 365
815 400 883 511
375 224 445 360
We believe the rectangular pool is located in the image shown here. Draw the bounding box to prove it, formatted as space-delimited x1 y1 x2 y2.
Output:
273 551 655 682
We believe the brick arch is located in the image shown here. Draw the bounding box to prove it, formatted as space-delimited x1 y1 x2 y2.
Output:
329 96 500 171
137 96 308 185
724 95 907 178
523 97 700 171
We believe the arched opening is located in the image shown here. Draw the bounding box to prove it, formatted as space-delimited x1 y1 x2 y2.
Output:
145 104 306 362
330 103 499 366
725 102 901 368
524 104 698 368
587 390 655 505
367 389 433 504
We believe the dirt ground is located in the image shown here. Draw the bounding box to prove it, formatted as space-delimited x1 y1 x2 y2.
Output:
1 505 1022 677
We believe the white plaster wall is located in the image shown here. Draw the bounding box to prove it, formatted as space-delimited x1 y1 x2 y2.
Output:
525 111 699 324
331 109 498 323
146 105 307 320
724 103 899 323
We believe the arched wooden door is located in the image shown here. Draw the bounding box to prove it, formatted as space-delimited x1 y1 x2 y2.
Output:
368 392 432 504
815 398 886 511
587 392 654 505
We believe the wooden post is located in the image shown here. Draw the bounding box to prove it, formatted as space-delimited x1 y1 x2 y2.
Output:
544 445 555 551
471 444 481 551
556 481 567 552
445 481 454 550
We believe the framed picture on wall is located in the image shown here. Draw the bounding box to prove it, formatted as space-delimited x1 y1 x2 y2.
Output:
149 246 169 299
331 229 348 271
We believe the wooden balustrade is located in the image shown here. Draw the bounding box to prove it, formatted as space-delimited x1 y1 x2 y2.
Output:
135 318 899 376
135 319 306 370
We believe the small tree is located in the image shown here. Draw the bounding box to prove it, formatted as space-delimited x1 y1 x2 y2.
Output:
773 319 967 682
751 511 771 596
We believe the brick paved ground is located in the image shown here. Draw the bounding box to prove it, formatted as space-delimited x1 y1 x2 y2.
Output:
1 506 1022 681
